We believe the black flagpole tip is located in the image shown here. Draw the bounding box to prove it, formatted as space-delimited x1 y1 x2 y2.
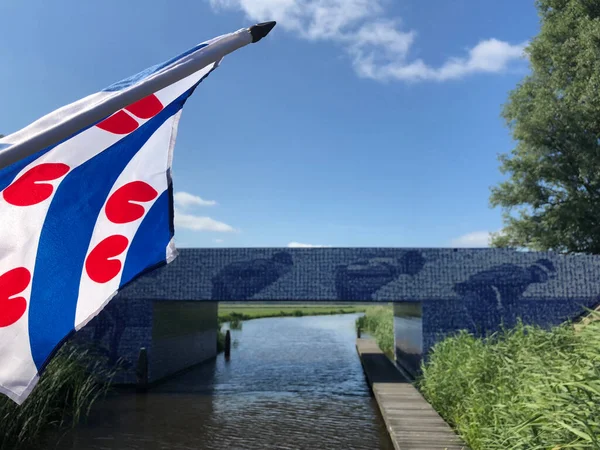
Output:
250 21 277 43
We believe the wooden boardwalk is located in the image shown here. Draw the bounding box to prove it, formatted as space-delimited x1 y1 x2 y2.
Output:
356 339 469 450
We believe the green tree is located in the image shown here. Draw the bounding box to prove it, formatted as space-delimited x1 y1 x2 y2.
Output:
491 0 600 253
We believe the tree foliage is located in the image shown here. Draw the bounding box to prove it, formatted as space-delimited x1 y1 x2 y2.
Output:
491 0 600 253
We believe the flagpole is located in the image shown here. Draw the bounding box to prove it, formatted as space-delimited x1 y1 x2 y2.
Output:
0 22 276 170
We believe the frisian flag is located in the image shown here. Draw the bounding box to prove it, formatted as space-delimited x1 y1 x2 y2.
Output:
0 22 276 404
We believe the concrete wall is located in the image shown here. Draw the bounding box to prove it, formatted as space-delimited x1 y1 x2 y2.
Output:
149 301 218 381
75 298 218 385
393 302 422 378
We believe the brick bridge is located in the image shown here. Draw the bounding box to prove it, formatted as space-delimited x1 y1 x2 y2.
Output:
74 248 600 383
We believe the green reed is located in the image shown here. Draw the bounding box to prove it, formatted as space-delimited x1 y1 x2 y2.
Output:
418 312 600 450
0 343 114 450
356 306 394 358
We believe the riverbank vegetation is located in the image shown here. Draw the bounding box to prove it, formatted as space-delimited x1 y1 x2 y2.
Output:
419 313 600 450
0 343 113 450
357 305 600 448
219 303 368 324
355 305 394 358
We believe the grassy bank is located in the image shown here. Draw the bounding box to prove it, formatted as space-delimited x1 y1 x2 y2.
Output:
0 343 114 450
419 314 600 450
355 305 394 358
219 303 368 324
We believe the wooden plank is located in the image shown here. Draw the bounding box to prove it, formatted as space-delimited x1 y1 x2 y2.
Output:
356 338 469 450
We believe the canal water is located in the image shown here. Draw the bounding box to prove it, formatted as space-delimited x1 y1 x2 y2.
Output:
46 313 394 450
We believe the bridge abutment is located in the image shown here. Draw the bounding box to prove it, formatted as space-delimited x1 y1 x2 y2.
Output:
74 298 219 386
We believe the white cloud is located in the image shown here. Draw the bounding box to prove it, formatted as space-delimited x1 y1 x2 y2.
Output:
450 231 492 248
214 238 225 243
173 192 236 233
287 241 331 248
358 38 527 82
355 39 525 81
209 0 527 82
174 191 217 209
175 210 236 232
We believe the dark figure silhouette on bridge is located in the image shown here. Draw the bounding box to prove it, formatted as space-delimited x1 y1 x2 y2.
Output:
453 258 556 334
335 250 426 300
211 251 294 300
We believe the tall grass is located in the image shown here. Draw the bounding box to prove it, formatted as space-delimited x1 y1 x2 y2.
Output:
0 343 114 450
419 313 600 450
356 306 394 358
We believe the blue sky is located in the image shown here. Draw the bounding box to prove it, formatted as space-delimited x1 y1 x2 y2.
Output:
0 0 540 248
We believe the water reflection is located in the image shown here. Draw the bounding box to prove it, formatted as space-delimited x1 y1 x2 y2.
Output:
46 314 393 450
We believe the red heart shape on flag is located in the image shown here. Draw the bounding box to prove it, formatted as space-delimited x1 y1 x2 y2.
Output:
3 163 70 207
125 94 163 119
96 110 139 135
85 235 130 284
105 181 158 224
95 95 163 134
0 267 31 328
